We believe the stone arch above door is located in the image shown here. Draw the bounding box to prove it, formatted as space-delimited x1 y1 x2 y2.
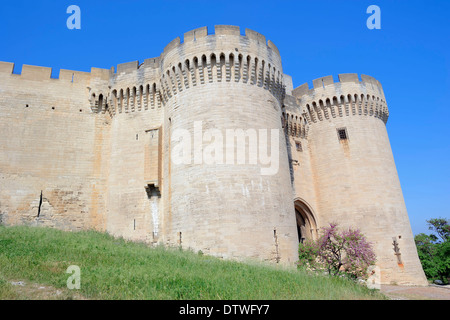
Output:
294 198 319 242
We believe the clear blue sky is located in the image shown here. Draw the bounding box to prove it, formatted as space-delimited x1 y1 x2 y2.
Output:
1 0 448 236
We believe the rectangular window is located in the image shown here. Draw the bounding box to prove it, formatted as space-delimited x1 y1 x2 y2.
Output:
337 128 348 140
295 141 302 152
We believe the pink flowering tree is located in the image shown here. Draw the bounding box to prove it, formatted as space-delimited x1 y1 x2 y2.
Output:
298 223 377 280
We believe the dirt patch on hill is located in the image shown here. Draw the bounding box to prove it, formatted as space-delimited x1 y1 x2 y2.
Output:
380 284 450 300
8 279 87 300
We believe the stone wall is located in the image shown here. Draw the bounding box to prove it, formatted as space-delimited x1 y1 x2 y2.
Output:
0 62 110 231
0 26 428 285
159 26 298 263
292 74 428 285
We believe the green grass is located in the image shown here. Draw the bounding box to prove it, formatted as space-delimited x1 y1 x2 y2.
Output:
0 225 387 300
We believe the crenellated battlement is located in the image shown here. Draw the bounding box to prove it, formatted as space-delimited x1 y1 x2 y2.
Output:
292 73 389 124
0 25 429 286
158 49 286 103
107 81 163 117
293 73 385 98
0 61 162 118
0 61 113 115
160 25 280 60
0 26 287 118
104 25 281 75
282 95 309 139
83 26 287 117
0 36 386 123
0 61 110 83
283 110 309 140
158 25 286 103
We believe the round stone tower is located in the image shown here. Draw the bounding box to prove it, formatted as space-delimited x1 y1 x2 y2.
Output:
293 74 428 285
159 26 299 263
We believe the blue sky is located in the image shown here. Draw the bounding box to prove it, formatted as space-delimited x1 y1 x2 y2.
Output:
1 0 448 236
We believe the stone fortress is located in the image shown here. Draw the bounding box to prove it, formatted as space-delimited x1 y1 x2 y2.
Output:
0 25 427 285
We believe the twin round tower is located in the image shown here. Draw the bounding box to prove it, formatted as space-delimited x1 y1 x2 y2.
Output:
0 26 427 285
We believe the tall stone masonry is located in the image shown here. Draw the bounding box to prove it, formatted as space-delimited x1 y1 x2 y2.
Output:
160 26 299 263
0 25 428 285
290 74 428 285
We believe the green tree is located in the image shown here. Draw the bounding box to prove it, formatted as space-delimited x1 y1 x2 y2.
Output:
427 218 450 242
414 218 450 284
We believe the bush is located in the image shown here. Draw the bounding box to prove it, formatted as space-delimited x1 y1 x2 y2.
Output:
297 239 319 270
298 223 377 280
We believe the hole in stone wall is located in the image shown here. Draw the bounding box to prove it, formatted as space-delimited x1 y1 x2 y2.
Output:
178 231 182 246
273 228 280 263
98 94 104 111
145 184 161 198
37 190 43 217
337 128 348 140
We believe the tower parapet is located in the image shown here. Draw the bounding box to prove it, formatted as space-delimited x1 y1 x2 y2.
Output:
107 57 162 117
0 61 111 114
159 25 286 104
293 74 389 125
0 61 109 84
293 73 428 285
283 95 308 139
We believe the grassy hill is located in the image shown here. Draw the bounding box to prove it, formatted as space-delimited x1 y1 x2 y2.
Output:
0 225 386 300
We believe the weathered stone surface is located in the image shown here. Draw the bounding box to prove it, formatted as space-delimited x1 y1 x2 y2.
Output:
0 25 428 286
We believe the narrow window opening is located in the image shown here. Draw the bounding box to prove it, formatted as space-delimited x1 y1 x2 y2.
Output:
37 190 43 217
273 228 280 263
136 134 139 140
337 128 348 140
295 141 302 152
98 94 103 110
178 232 182 246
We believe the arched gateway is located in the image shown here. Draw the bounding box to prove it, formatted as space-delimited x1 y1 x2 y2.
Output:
294 198 318 243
